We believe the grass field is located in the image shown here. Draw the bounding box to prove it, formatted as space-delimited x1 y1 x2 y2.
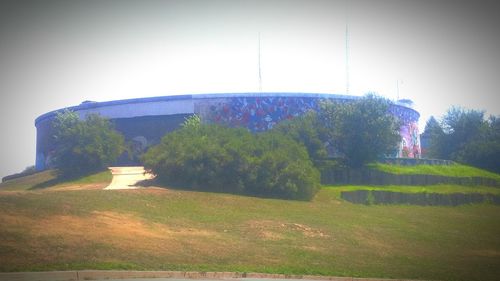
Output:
370 163 500 181
0 170 112 191
1 170 499 281
326 184 500 196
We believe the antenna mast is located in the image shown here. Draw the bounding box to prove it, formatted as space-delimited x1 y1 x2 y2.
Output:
396 79 400 100
345 1 350 95
258 32 262 92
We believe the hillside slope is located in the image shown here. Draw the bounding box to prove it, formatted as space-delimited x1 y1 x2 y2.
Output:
370 163 500 180
0 170 112 191
0 184 499 281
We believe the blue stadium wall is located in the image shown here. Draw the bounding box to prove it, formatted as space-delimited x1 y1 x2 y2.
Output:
34 93 421 171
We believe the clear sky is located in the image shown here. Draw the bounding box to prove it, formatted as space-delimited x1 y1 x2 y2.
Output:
0 0 499 179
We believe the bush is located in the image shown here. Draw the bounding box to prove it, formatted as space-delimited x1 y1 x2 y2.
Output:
52 110 125 177
143 124 320 200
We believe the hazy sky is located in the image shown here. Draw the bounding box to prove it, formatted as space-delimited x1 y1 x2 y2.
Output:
1 0 499 179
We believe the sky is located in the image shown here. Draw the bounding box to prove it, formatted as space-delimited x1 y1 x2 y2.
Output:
0 0 499 179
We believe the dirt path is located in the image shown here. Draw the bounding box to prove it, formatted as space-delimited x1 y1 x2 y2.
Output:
104 167 154 190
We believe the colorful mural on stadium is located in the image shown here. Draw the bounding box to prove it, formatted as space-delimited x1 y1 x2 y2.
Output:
35 93 422 171
201 96 323 132
389 105 421 158
399 122 421 158
200 96 421 158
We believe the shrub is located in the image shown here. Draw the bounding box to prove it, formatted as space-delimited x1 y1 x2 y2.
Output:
143 124 320 200
248 132 320 200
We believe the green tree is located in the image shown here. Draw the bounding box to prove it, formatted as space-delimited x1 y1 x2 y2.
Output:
272 111 328 160
423 116 445 158
441 107 485 160
319 94 400 168
53 110 125 177
429 108 500 173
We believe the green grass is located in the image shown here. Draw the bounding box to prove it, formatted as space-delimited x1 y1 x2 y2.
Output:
57 170 112 186
325 184 500 196
0 178 499 281
370 163 500 181
0 170 112 191
0 170 56 191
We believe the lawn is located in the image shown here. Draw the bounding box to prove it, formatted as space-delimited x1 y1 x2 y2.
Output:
326 184 500 196
369 163 500 181
0 170 112 191
0 178 499 281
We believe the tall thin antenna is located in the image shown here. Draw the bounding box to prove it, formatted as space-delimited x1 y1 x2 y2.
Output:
396 79 400 100
258 32 262 92
345 1 350 95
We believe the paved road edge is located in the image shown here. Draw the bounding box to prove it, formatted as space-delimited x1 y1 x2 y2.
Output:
0 270 430 281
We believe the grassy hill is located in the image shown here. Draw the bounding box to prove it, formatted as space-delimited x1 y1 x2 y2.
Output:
369 163 500 181
320 162 500 186
328 184 500 196
0 170 112 191
0 169 499 281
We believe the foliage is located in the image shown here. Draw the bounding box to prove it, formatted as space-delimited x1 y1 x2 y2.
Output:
271 95 400 168
182 114 202 130
143 124 320 200
454 116 500 173
442 107 484 159
318 94 400 168
272 111 328 160
426 108 500 173
422 116 444 157
52 110 125 177
251 131 321 200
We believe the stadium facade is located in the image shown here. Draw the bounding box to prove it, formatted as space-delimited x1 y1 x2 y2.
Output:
34 93 421 171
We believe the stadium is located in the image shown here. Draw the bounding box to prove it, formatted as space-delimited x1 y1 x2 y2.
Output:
34 93 421 171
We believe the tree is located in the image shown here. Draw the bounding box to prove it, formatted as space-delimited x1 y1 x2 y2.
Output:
441 107 485 160
422 116 445 158
272 111 328 160
428 108 500 173
319 94 400 168
52 110 125 177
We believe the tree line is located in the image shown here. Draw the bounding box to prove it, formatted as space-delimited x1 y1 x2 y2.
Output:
50 95 499 200
51 95 400 200
423 107 500 173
